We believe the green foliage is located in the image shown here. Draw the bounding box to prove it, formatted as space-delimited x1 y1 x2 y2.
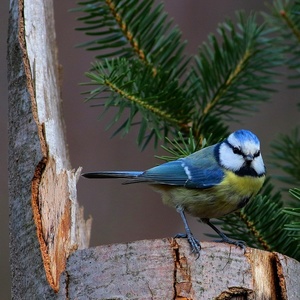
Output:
265 1 300 253
83 58 192 147
76 0 193 148
264 0 300 85
190 13 280 139
270 127 300 247
156 129 211 162
75 0 300 260
284 188 300 242
76 0 280 148
74 0 188 75
270 127 300 185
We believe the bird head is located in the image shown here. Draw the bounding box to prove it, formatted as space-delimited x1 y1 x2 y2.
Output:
218 130 265 177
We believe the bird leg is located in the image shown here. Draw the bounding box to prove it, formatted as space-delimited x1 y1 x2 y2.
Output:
202 218 246 250
175 206 201 258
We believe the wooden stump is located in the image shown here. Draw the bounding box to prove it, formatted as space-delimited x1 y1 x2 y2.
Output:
58 239 300 299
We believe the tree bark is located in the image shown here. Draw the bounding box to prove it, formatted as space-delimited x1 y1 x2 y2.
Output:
7 0 300 299
8 0 91 298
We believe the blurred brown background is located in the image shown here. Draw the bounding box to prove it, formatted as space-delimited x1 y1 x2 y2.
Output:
1 1 299 298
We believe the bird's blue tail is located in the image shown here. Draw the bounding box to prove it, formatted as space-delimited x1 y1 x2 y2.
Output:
82 171 143 179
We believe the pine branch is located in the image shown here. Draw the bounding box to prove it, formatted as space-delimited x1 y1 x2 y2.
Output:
270 127 300 186
75 0 193 147
79 6 280 147
155 130 211 162
283 188 300 247
73 0 189 77
190 12 280 141
264 0 300 85
83 58 193 147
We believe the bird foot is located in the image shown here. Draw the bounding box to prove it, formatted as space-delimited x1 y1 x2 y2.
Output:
174 232 201 258
214 237 246 250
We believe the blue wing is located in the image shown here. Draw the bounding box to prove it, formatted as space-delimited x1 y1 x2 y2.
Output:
139 145 224 189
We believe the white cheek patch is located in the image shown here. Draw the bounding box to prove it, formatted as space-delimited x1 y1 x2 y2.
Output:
252 155 265 175
219 143 244 171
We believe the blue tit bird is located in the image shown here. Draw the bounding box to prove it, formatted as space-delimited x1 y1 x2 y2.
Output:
82 129 265 257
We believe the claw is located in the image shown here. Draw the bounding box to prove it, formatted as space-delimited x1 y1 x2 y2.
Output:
214 237 246 251
175 205 202 259
187 233 201 257
202 218 247 251
174 233 187 239
175 232 201 259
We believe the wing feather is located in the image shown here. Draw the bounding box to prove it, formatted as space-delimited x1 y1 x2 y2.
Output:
139 145 224 188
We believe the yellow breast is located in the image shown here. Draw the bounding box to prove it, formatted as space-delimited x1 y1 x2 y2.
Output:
218 170 265 198
156 170 265 219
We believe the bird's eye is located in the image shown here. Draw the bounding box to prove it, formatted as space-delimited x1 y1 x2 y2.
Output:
254 150 261 158
232 147 242 155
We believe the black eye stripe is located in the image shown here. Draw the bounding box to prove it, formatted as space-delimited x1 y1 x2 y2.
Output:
225 140 243 155
232 147 243 155
225 140 260 158
254 150 260 157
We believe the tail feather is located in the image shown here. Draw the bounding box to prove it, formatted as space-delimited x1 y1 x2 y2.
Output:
82 171 143 179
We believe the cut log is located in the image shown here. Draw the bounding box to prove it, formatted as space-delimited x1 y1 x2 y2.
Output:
59 239 300 300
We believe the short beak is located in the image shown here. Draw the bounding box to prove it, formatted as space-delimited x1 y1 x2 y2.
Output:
244 155 254 162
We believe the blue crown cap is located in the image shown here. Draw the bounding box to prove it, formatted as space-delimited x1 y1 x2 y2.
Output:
232 129 260 145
